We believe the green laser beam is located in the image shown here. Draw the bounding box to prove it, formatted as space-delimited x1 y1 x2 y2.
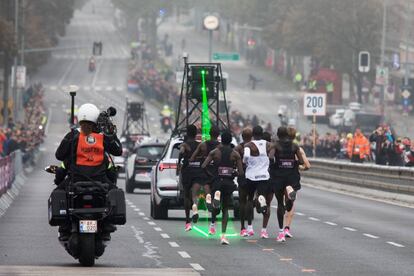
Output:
192 226 210 237
201 69 211 141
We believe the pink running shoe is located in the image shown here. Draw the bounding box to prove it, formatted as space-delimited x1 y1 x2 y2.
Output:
276 232 286 242
240 229 248 237
185 223 192 232
247 229 254 237
284 228 293 238
260 229 269 239
208 224 216 235
220 236 230 245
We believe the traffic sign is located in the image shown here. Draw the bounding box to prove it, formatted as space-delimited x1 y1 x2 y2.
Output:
358 51 370 73
402 89 411 99
11 66 26 88
212 52 240 61
303 93 326 116
376 66 389 86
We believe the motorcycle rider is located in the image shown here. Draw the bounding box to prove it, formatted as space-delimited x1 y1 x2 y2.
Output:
54 103 122 241
89 56 96 72
160 105 173 132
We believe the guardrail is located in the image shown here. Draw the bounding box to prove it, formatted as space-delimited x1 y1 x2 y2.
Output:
302 159 414 195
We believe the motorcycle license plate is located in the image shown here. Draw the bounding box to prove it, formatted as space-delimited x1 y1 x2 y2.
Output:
79 220 98 233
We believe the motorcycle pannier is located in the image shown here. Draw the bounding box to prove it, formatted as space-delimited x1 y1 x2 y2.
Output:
48 189 68 226
107 189 126 225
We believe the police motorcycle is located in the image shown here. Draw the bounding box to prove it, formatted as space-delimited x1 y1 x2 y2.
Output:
89 56 96 72
160 105 172 133
46 89 126 266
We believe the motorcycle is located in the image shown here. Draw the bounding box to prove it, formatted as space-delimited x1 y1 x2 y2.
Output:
161 116 172 133
46 165 126 266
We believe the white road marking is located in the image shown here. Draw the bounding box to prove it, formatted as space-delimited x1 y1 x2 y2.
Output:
169 242 179 248
386 241 405 248
190 263 205 271
83 86 91 91
49 86 57 91
324 221 337 226
134 208 140 212
130 204 136 208
106 86 113 91
160 233 170 239
308 217 320 221
363 233 379 239
116 86 123 91
139 212 145 216
148 221 156 225
343 227 357 232
295 212 305 216
95 86 102 91
143 217 150 220
178 251 191 258
154 227 162 232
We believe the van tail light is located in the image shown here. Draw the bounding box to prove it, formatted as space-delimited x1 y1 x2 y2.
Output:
159 162 177 171
83 204 92 208
136 157 148 164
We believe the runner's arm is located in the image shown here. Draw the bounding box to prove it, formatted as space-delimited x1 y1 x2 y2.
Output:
297 147 310 170
233 151 244 176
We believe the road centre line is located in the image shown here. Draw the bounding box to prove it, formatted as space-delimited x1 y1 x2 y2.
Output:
161 233 170 239
154 227 162 232
169 242 179 248
143 217 150 220
134 208 140 212
308 217 320 221
343 227 357 232
363 233 379 239
138 212 145 216
178 251 191 259
189 263 205 271
148 221 156 226
386 241 405 248
324 221 337 226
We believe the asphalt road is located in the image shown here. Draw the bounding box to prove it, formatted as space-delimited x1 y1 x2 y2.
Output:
0 2 413 275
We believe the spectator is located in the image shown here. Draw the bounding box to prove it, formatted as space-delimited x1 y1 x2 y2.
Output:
369 126 388 165
347 127 370 163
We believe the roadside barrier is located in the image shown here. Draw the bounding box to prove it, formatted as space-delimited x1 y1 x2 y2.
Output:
303 158 414 195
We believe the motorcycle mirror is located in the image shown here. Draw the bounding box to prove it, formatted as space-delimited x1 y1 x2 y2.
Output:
44 165 58 174
107 106 116 117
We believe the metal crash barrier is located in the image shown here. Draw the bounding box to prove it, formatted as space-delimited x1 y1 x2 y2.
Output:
0 152 17 198
303 159 414 195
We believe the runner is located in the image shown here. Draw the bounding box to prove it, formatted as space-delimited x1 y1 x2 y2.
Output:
202 131 244 245
243 126 272 238
189 126 220 234
234 128 253 237
269 126 305 242
177 125 201 232
283 127 311 238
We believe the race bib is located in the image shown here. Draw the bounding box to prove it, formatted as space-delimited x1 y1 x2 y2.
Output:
278 159 295 169
218 166 233 177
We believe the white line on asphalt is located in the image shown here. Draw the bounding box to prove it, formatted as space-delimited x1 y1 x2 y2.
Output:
106 86 113 91
169 242 180 248
116 86 122 91
95 86 102 91
57 59 75 86
386 241 405 248
363 233 379 239
143 217 150 220
308 217 320 221
138 212 145 216
343 227 357 232
45 108 52 135
154 227 162 232
134 208 140 212
148 221 156 225
161 233 170 239
49 86 57 91
295 212 305 216
178 251 191 258
190 263 205 271
324 221 337 226
130 205 136 208
83 86 91 91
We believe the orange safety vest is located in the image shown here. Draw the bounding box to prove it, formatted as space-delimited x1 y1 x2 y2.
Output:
76 132 104 167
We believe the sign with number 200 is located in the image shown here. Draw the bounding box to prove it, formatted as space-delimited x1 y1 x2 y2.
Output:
303 93 326 116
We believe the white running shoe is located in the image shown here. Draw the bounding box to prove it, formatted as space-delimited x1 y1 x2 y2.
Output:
220 235 230 245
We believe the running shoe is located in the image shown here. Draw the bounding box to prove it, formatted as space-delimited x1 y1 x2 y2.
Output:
260 229 269 239
276 232 286 242
257 195 267 214
220 236 230 245
240 229 249 237
192 203 199 223
247 229 255 237
209 224 216 235
284 228 293 238
185 223 192 232
206 193 213 212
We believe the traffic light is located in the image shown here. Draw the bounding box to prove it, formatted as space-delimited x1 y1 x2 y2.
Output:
93 41 103 56
358 51 370 73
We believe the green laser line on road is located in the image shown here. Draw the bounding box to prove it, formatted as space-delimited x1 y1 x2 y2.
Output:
201 70 211 141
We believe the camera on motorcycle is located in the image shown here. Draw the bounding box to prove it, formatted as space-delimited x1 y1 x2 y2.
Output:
44 165 58 174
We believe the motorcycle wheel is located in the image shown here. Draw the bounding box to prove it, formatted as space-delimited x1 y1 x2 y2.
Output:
78 234 95 266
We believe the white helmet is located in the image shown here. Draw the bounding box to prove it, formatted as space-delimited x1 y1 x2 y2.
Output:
77 103 100 123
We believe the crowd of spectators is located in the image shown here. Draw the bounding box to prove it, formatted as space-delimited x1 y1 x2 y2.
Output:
0 83 46 165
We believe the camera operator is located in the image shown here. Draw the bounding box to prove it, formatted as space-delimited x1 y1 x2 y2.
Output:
54 103 122 190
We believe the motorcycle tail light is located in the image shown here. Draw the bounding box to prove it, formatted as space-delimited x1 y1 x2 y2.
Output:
83 195 93 200
159 162 177 171
83 204 92 208
136 157 148 164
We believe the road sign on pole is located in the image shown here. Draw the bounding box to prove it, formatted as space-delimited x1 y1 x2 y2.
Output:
11 65 26 88
212 52 240 61
376 66 389 86
303 93 327 116
358 51 370 73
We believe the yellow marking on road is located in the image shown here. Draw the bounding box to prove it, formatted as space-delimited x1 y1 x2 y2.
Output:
302 269 316 273
262 248 274 251
246 239 257 243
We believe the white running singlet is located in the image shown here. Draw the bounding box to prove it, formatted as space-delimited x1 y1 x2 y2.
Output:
245 139 270 181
